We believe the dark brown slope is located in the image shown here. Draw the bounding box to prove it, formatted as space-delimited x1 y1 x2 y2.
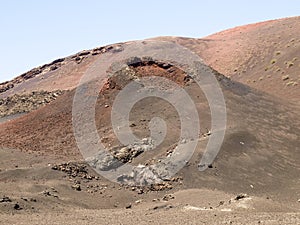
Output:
0 59 299 202
157 16 300 103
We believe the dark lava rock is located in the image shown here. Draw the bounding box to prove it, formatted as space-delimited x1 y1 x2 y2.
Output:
0 196 12 203
14 203 22 210
235 193 248 200
72 184 81 191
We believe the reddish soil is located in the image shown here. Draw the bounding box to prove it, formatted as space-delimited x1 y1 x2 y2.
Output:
161 16 300 103
2 17 299 104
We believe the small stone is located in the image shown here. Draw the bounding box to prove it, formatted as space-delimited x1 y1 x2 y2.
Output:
51 165 58 170
119 147 128 154
142 138 149 144
50 187 57 192
78 51 90 56
162 194 175 201
21 197 28 201
50 65 58 71
125 203 132 209
235 193 248 200
153 204 173 210
136 189 144 195
14 203 22 210
0 196 12 203
135 199 142 204
218 201 225 206
282 75 289 81
72 184 81 191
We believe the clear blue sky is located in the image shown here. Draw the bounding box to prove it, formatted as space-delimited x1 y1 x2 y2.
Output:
0 0 299 82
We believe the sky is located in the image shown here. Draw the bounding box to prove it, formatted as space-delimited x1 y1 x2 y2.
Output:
0 1 299 83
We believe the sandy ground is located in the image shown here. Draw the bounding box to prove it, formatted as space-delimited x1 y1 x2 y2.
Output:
0 147 299 225
1 209 300 225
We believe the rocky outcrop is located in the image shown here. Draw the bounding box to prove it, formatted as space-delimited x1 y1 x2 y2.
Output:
0 90 64 117
0 44 124 95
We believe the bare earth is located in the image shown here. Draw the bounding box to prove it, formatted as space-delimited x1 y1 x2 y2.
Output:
0 17 299 224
